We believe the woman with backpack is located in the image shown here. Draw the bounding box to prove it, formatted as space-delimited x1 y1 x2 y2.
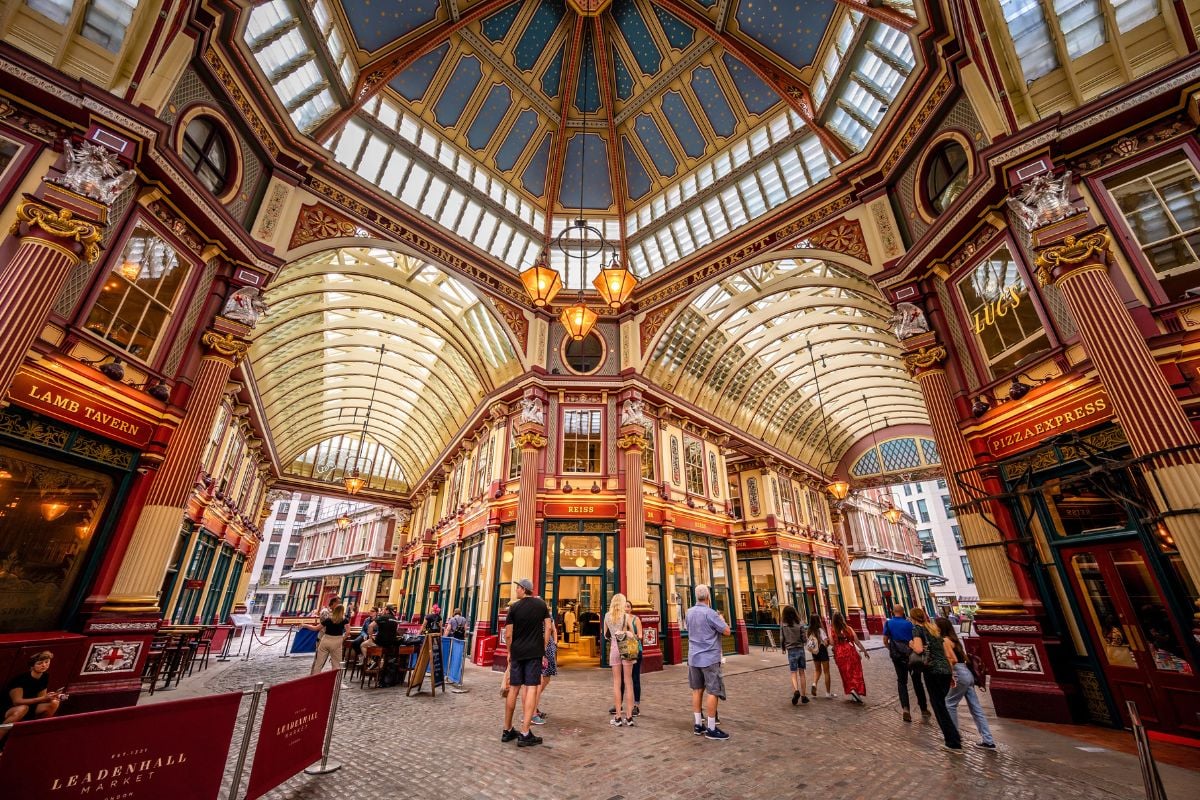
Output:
779 605 810 705
909 608 962 752
604 593 638 727
806 613 834 698
830 611 870 703
938 617 996 749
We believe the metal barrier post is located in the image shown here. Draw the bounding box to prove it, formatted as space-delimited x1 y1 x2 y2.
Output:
304 662 344 775
1126 701 1169 800
226 681 264 800
279 625 295 658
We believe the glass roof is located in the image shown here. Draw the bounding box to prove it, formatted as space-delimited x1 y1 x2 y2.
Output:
248 247 521 492
242 0 919 277
646 256 928 468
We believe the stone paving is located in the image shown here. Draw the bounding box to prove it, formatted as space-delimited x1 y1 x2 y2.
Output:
155 631 1200 800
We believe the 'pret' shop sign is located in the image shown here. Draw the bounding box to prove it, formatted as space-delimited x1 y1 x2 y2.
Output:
984 387 1112 458
10 370 153 448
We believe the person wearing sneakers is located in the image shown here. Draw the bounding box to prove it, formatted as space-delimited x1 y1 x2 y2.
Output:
806 613 834 698
910 608 962 753
778 605 810 705
685 584 731 740
531 618 557 726
501 578 551 748
882 604 929 722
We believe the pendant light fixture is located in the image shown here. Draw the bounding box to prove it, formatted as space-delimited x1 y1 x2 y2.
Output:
807 340 851 501
520 34 635 329
334 501 353 531
343 344 385 495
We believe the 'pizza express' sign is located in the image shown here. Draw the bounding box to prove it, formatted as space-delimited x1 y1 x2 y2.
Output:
984 387 1112 458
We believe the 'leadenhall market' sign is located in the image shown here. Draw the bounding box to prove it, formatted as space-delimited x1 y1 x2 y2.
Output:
984 386 1113 458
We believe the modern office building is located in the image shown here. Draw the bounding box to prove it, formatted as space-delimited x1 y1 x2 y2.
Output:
894 479 978 613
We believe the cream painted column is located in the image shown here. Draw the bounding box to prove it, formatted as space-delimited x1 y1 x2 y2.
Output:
662 526 677 623
475 524 501 628
902 334 1024 609
104 323 251 612
1036 223 1200 587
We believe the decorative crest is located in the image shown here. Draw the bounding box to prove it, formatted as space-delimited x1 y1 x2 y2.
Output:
221 287 269 328
54 139 135 205
888 302 930 340
1007 170 1074 230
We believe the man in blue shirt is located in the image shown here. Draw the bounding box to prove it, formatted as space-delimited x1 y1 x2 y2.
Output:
882 605 928 722
685 584 731 741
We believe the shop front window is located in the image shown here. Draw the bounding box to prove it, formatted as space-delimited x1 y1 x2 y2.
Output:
645 535 663 617
1107 154 1200 302
85 226 189 362
738 557 780 629
0 448 113 632
957 245 1048 377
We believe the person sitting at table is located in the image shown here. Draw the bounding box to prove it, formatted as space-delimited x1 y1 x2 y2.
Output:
352 607 378 656
1 651 66 743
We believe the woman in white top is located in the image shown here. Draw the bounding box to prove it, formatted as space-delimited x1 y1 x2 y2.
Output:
604 593 637 727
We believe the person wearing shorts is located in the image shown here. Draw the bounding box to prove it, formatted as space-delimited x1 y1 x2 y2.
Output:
685 584 732 741
779 605 810 705
502 578 551 747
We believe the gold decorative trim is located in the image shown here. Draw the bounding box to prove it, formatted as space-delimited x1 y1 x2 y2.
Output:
903 345 948 376
12 200 103 264
200 330 250 364
616 432 649 451
1034 230 1110 285
515 432 548 449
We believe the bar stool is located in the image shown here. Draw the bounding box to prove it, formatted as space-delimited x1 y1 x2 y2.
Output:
191 626 217 673
342 635 361 680
360 646 384 689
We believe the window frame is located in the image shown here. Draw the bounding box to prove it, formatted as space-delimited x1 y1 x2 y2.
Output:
949 236 1056 382
174 106 242 203
916 132 974 220
683 437 705 496
560 406 604 475
78 211 203 372
1092 142 1200 308
559 330 606 376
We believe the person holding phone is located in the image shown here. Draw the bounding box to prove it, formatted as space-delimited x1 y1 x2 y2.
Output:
1 651 65 742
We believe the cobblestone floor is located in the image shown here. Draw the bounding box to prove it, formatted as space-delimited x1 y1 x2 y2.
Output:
156 632 1200 800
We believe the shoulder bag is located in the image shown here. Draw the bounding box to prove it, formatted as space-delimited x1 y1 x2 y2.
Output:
616 616 639 661
907 629 931 671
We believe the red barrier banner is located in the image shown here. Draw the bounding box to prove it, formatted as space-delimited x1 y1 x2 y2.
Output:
245 668 338 800
0 691 242 799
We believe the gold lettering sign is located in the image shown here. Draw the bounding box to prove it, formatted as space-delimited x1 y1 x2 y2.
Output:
972 284 1027 334
10 370 151 448
984 387 1113 458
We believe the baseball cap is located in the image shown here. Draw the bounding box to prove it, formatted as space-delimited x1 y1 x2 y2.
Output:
514 578 534 593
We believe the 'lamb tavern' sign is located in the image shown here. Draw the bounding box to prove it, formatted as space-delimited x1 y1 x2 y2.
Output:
10 369 154 448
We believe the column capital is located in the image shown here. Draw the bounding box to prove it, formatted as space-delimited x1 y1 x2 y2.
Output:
901 338 948 378
200 330 250 365
11 197 104 264
616 429 648 451
1033 226 1112 287
516 430 548 449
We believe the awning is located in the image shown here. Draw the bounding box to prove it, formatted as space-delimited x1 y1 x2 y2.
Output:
282 561 372 581
850 557 948 583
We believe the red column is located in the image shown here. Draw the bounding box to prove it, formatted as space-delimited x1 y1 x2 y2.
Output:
0 198 104 400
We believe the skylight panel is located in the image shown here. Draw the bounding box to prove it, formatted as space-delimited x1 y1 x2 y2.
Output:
378 152 409 195
1113 0 1159 30
358 136 389 183
672 218 697 253
333 120 367 165
1055 0 1106 58
757 162 787 206
656 229 680 262
490 221 514 260
456 200 483 238
399 163 429 207
999 0 1059 82
720 189 748 229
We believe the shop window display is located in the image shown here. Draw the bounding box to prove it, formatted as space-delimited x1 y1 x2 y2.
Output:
84 225 189 362
0 448 113 632
956 244 1048 376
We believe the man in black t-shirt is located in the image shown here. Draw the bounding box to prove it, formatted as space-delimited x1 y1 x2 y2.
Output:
2 650 64 743
502 578 550 747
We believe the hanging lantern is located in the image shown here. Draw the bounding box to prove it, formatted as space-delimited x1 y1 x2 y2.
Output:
343 468 365 495
826 480 851 501
520 254 563 307
883 504 903 525
40 500 70 522
593 254 637 309
334 501 353 531
560 299 598 341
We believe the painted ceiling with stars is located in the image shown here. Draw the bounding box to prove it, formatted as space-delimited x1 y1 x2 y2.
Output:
337 0 834 216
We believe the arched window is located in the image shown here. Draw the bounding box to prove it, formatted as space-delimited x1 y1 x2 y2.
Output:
181 116 229 194
924 140 969 213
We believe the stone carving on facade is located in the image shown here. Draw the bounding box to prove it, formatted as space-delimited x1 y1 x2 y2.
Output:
515 431 548 449
221 287 268 327
902 344 947 376
1033 230 1111 287
1007 170 1074 230
200 330 251 365
518 397 544 426
53 139 136 205
888 302 930 340
620 398 653 431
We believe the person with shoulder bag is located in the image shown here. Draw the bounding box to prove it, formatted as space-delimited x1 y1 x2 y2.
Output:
909 608 962 752
806 613 834 698
779 605 810 705
938 618 996 750
604 593 639 727
882 604 929 722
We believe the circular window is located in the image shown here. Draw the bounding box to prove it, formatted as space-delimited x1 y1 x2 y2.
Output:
924 140 969 214
562 332 604 374
181 116 229 195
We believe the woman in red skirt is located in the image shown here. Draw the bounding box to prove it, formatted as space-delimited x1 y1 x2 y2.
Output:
831 612 870 703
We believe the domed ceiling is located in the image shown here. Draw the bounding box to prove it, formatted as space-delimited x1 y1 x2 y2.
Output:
245 0 917 276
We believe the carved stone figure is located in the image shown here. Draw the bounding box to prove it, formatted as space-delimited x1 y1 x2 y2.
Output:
54 139 135 205
221 287 268 327
620 398 652 430
889 302 930 340
1007 170 1074 229
519 397 544 426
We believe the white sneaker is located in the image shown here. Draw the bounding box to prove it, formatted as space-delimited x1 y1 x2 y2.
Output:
610 716 623 727
825 692 837 698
